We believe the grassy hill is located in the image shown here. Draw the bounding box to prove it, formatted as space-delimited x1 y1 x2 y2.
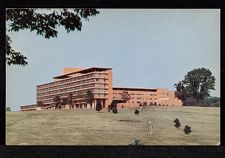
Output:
6 106 220 145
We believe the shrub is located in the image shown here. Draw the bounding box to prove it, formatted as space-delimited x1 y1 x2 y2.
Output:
6 107 11 111
173 118 181 128
112 108 118 113
134 110 139 115
143 102 148 106
129 138 144 146
184 125 192 134
96 102 102 112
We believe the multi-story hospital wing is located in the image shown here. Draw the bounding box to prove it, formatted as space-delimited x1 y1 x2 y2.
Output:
21 67 182 111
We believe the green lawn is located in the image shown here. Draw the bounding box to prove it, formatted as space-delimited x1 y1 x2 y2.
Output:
6 106 220 145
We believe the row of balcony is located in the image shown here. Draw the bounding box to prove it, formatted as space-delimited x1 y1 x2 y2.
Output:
37 83 109 98
37 72 108 90
37 87 109 101
37 75 108 91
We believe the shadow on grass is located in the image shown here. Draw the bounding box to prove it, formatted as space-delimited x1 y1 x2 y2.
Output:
119 119 141 122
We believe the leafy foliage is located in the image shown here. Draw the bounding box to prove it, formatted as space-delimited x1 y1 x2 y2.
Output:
6 35 28 66
174 80 189 104
134 110 139 115
129 138 144 146
121 91 131 102
203 96 220 107
67 92 74 108
112 108 118 114
96 101 102 112
37 101 44 107
53 95 61 109
62 97 69 105
174 68 215 105
183 125 192 134
6 107 11 111
173 118 181 128
6 8 99 66
84 90 94 108
143 102 148 106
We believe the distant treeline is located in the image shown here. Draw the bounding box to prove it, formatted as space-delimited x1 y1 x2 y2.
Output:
183 96 220 107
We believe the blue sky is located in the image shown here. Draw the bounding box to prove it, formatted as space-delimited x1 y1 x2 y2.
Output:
6 9 220 111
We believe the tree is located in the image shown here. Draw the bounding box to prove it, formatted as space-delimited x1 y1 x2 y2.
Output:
175 68 215 105
143 102 148 107
37 101 44 107
121 91 130 102
6 8 99 66
6 107 11 111
203 96 220 107
6 35 27 66
96 101 102 112
84 90 94 108
53 95 61 109
67 92 74 109
174 80 189 105
62 97 69 106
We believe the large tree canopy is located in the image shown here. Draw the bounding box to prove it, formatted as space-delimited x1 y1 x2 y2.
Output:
174 80 189 104
6 8 99 66
174 68 215 105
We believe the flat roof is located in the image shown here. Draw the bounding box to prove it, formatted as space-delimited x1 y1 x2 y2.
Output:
113 87 157 92
53 67 112 79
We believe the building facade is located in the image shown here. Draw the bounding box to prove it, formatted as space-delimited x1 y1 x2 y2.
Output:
36 67 113 109
112 87 182 108
20 104 38 111
21 67 182 111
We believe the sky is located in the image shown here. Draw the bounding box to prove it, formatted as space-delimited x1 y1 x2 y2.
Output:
6 9 220 111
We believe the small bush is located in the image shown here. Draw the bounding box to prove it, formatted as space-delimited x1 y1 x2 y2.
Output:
112 108 118 113
6 107 11 111
134 110 139 115
96 102 102 112
184 125 192 134
129 138 144 146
